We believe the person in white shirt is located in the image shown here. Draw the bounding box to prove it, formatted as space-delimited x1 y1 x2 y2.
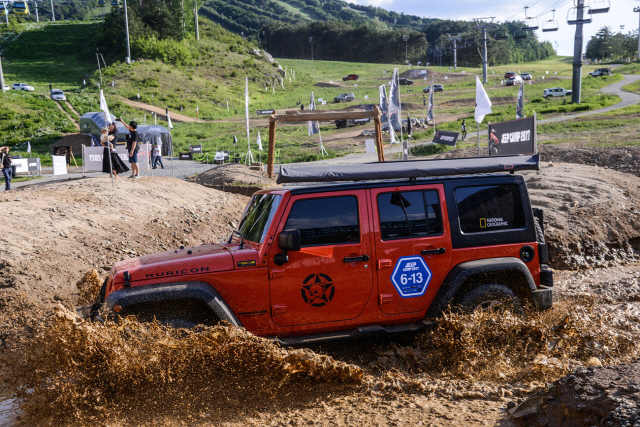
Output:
152 140 164 169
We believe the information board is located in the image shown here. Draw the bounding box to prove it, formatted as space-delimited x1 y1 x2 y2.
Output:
487 116 536 156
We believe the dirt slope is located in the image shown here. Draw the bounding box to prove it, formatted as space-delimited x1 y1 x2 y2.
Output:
0 176 248 307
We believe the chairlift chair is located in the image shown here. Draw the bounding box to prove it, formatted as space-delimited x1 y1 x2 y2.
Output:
542 9 559 32
567 6 592 25
0 3 7 15
12 1 29 15
588 0 610 14
493 30 508 40
110 0 120 7
98 0 106 6
522 6 538 31
514 30 527 40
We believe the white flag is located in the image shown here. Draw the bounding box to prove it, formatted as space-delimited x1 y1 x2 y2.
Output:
27 141 31 153
166 107 174 130
256 132 263 151
308 91 319 135
475 76 492 124
99 90 112 124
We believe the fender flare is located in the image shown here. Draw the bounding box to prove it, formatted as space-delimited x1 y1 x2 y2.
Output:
104 281 243 327
425 257 536 318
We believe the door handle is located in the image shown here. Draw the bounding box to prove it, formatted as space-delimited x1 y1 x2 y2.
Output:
343 255 370 263
421 248 446 255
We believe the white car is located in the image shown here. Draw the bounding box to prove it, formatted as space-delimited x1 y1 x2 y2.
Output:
543 87 572 98
12 82 34 91
50 89 66 101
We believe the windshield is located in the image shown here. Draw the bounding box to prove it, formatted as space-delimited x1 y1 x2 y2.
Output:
237 194 282 244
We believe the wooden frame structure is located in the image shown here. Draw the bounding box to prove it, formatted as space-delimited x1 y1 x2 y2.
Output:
267 106 385 178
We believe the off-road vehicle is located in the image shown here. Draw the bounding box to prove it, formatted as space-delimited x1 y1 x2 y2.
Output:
333 93 356 103
85 155 552 344
343 74 359 81
589 68 612 77
399 78 414 85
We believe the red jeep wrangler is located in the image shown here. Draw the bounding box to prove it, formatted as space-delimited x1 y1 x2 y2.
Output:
88 155 552 344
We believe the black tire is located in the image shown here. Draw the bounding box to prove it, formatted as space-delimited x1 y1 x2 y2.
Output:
534 219 545 243
458 284 525 316
157 318 197 329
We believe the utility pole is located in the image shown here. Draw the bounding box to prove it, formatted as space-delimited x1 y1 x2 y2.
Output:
50 0 55 21
453 38 457 70
403 34 409 63
123 0 131 63
96 53 103 85
635 6 640 59
194 0 199 41
0 54 5 93
571 0 585 104
309 36 313 60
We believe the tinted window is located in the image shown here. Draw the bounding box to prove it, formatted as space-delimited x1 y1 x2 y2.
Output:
455 185 525 233
237 194 282 243
285 196 359 246
378 190 443 240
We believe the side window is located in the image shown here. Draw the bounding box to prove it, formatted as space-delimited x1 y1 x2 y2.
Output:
377 190 443 240
284 196 359 246
455 185 526 233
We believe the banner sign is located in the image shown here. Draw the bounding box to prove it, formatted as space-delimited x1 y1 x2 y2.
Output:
408 69 428 78
52 155 67 176
487 116 536 156
28 158 40 173
83 145 152 172
12 159 28 173
180 152 192 160
433 130 459 147
190 144 202 153
256 109 275 115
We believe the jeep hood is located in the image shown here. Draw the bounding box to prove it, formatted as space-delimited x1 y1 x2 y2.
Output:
110 243 234 286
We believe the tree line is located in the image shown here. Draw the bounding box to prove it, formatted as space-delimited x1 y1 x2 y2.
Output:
586 26 639 61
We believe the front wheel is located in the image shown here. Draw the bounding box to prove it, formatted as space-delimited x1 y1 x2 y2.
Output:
458 284 525 316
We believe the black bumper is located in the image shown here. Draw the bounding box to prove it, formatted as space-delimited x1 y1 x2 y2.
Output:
531 286 553 310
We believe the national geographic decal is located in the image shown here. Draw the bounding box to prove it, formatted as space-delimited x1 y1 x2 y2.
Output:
480 217 509 228
487 116 536 156
301 273 335 307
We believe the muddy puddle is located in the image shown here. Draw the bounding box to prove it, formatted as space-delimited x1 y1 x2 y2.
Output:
0 395 18 426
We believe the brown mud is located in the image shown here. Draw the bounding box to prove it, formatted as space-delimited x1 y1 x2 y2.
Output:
192 163 279 196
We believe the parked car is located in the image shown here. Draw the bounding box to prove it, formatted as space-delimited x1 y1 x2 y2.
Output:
504 71 516 79
333 93 355 103
423 84 444 93
399 78 414 85
589 68 612 77
50 89 66 101
543 87 572 98
521 73 532 80
82 156 552 344
342 74 359 81
12 82 34 91
506 75 523 86
335 117 371 128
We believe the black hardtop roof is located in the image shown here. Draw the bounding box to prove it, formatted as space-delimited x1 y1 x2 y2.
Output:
278 154 539 185
286 173 525 195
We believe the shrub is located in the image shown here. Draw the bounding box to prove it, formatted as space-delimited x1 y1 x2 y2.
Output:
132 36 194 65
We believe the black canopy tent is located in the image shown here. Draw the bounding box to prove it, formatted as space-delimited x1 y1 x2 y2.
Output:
79 112 173 156
277 154 540 184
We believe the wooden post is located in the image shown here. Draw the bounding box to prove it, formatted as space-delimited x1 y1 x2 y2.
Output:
268 119 277 178
374 116 385 162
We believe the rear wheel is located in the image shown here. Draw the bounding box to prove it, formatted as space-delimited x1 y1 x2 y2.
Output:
458 284 525 316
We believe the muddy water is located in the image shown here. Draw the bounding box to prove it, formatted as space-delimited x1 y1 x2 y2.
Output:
0 394 18 426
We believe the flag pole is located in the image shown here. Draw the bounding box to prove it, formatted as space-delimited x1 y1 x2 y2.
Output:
432 76 436 136
100 90 115 190
477 122 480 156
397 69 403 145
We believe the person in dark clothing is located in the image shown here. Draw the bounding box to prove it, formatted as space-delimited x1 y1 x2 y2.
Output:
300 104 304 111
461 119 468 141
423 95 426 106
118 118 140 178
1 146 12 191
101 125 129 177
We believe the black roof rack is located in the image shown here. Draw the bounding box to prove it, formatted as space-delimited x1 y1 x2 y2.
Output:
277 154 540 184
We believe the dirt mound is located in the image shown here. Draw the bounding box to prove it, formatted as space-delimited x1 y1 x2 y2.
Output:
511 364 640 427
193 163 278 195
538 144 640 178
430 148 640 269
0 176 248 308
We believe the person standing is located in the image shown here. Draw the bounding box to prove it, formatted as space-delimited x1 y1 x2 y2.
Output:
152 141 164 169
422 94 426 106
1 146 12 191
118 118 140 178
461 118 468 141
101 127 129 178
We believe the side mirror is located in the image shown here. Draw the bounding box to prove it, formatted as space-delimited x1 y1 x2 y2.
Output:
279 229 301 252
274 230 301 266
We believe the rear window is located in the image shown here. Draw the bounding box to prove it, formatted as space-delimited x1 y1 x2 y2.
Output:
455 185 525 233
284 196 360 246
377 190 443 240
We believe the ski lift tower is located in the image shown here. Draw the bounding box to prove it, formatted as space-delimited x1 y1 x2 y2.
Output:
447 33 462 70
568 0 607 103
473 17 495 84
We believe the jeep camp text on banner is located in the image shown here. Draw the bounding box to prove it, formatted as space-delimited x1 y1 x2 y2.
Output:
487 116 536 156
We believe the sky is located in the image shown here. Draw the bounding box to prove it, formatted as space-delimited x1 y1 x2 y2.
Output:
350 0 639 56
